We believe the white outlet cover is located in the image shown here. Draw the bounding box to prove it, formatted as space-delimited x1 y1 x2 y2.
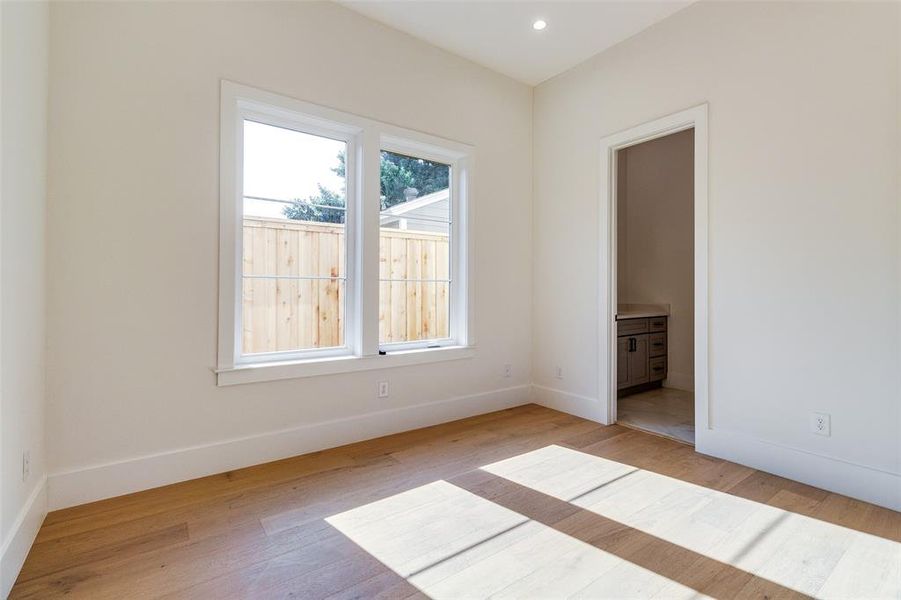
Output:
378 381 389 398
810 412 831 436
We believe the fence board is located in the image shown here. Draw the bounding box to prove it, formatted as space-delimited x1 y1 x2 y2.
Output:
241 217 449 354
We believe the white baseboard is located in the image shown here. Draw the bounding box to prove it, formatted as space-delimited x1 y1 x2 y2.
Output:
663 371 693 392
47 384 531 511
532 383 900 511
1 476 47 598
697 427 901 512
42 381 901 518
531 384 606 423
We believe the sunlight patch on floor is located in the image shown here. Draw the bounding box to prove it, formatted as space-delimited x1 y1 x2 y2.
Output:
326 480 706 599
481 445 901 599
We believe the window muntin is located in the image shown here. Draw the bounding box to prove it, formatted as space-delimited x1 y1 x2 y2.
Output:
378 151 452 348
241 120 349 356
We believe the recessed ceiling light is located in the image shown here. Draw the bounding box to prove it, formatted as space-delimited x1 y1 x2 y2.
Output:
532 19 547 31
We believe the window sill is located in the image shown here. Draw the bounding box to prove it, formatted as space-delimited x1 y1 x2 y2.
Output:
216 345 475 386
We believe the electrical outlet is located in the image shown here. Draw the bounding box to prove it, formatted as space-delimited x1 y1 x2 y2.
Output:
378 381 389 398
810 412 831 436
504 364 512 378
22 451 30 482
555 366 563 379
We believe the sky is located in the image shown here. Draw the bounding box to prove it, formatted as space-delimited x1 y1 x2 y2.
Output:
243 120 346 219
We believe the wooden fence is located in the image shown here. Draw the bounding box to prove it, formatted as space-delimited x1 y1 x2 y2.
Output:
242 216 449 354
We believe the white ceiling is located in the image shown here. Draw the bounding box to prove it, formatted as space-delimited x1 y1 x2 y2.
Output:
340 1 693 85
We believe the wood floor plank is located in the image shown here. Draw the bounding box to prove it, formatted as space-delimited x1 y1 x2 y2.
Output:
11 404 901 599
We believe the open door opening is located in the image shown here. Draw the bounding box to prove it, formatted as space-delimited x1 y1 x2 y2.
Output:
613 130 695 445
600 104 707 445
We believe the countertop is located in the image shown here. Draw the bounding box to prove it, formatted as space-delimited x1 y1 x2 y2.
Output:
616 303 669 320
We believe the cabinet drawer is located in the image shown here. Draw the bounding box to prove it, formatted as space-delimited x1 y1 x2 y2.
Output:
649 333 667 357
649 317 667 332
649 356 667 382
617 318 648 336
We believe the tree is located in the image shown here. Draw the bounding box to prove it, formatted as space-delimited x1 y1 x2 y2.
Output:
379 152 449 210
283 150 449 222
282 185 345 223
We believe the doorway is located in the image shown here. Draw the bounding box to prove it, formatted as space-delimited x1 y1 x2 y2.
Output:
599 105 709 445
615 129 694 443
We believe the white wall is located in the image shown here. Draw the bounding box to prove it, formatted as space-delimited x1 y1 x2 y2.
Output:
1 1 49 594
533 1 900 508
46 1 532 509
617 130 694 391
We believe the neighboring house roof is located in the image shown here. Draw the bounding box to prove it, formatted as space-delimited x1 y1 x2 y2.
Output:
380 189 449 227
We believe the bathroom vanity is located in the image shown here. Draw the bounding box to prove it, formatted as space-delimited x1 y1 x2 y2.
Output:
616 304 668 394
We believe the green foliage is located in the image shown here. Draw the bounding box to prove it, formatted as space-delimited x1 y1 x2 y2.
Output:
282 185 345 223
379 156 415 208
380 151 449 210
283 150 449 223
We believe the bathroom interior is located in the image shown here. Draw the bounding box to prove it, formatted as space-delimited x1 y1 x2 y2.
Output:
615 128 695 444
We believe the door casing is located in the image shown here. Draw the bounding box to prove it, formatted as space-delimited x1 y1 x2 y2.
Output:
599 104 709 438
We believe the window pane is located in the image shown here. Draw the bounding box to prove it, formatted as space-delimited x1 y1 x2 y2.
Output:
379 151 451 345
242 120 347 354
242 278 345 353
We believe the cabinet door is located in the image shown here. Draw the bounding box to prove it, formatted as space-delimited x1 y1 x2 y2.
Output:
617 337 631 389
629 334 650 385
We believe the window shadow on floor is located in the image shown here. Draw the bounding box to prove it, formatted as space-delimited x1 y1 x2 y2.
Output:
446 468 804 599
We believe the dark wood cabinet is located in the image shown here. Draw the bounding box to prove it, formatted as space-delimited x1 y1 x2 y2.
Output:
630 335 650 386
617 316 667 393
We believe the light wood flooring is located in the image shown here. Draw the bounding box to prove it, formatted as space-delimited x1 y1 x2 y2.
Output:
617 387 695 444
12 404 901 599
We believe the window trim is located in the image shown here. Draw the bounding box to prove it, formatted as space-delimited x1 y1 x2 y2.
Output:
217 81 474 385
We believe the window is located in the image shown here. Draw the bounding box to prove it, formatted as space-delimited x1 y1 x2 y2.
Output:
242 121 349 356
218 82 472 384
379 150 451 349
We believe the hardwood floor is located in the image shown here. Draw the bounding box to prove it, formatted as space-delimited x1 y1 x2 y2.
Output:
11 404 901 599
617 387 695 445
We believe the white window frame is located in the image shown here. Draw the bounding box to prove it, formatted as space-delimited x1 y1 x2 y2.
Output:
378 137 469 353
235 106 361 366
217 81 474 385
